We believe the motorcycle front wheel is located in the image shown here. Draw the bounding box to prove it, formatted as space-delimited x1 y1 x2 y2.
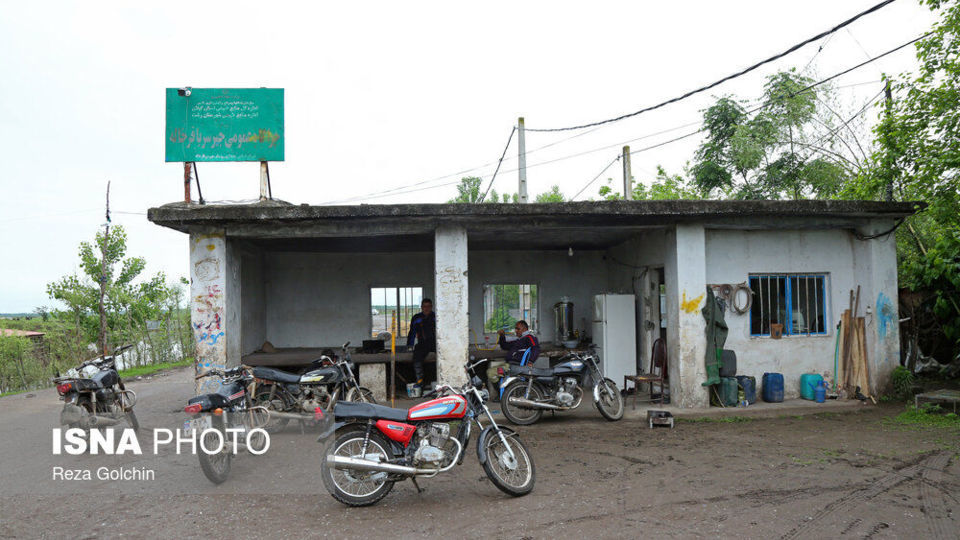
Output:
321 429 394 507
480 429 535 497
594 377 624 421
500 382 544 426
345 386 376 404
198 430 232 484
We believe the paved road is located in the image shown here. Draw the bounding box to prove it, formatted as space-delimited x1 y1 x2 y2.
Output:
0 366 956 538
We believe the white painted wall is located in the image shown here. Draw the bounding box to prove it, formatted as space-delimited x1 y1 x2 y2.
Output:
190 232 228 393
704 227 896 399
467 249 610 354
261 251 434 348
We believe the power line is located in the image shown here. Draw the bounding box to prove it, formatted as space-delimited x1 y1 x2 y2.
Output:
327 32 926 205
478 126 517 203
526 0 899 132
569 156 621 201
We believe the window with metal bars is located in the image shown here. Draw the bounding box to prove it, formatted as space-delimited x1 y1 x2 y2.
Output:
749 274 827 337
370 286 424 339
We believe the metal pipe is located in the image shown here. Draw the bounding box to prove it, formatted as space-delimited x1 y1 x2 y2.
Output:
507 397 567 410
326 455 434 476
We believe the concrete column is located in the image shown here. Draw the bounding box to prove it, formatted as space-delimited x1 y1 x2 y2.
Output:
190 232 229 394
862 219 901 394
664 224 709 408
434 225 469 386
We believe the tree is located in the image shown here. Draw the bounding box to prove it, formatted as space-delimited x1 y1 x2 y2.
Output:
598 166 704 201
448 176 485 203
690 70 855 200
534 185 566 203
46 225 175 357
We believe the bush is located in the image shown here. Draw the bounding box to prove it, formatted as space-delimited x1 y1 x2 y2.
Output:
891 365 915 400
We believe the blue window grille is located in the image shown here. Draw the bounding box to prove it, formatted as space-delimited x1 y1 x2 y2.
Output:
749 274 827 337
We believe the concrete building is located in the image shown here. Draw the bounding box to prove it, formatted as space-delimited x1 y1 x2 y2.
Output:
148 199 917 408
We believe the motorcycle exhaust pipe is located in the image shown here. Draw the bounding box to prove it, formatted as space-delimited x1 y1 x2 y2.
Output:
326 455 439 477
507 397 567 410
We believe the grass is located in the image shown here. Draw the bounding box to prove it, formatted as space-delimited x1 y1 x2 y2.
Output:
118 358 192 378
679 415 753 424
886 404 960 429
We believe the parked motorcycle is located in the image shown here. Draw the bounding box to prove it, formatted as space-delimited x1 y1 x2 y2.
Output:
497 347 624 425
319 359 535 506
54 345 139 432
184 366 269 484
252 342 375 432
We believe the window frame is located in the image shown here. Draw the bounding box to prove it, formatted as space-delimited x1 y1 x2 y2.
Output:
748 273 829 338
481 282 540 334
368 284 426 340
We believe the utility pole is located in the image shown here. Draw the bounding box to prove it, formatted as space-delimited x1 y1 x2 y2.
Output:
98 181 111 357
260 161 270 200
622 146 633 200
517 117 528 203
883 81 894 202
183 162 192 203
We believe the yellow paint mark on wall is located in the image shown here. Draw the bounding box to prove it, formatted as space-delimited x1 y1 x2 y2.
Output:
206 244 215 251
681 292 704 313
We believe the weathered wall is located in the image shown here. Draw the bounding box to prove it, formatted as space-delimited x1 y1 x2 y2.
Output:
435 225 469 385
467 249 609 354
704 226 898 399
190 232 228 393
665 225 710 408
261 251 434 348
239 245 266 355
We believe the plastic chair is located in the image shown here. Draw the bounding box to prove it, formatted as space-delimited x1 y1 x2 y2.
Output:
624 338 668 409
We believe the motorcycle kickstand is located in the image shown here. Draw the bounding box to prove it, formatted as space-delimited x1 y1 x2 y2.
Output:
411 477 424 494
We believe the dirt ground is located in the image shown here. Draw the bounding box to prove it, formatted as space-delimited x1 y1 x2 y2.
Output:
0 366 957 539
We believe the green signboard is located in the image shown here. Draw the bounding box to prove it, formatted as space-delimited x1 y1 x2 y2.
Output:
165 88 284 162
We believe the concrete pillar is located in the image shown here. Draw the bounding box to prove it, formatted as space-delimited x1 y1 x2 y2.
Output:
434 225 469 386
359 363 387 402
862 219 901 394
664 224 709 408
190 232 230 394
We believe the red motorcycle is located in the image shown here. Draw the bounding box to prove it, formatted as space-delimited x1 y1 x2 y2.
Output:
319 360 536 506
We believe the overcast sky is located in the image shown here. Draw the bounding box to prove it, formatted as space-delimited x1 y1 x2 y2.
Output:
0 0 936 313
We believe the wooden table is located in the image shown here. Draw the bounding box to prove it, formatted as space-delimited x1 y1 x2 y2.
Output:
915 389 960 413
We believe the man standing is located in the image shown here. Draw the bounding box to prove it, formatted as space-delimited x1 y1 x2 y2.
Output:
486 320 540 399
407 298 436 390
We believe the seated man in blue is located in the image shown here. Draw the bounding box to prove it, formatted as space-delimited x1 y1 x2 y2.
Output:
486 320 540 398
406 299 436 389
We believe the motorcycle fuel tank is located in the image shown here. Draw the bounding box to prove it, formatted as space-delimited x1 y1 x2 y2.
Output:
407 395 467 421
552 359 585 375
300 366 340 384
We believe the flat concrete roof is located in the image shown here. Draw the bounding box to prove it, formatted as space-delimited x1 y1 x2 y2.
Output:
148 199 922 235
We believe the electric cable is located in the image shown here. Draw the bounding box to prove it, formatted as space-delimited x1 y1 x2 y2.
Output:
478 126 517 203
526 0 899 132
324 32 927 205
569 155 622 201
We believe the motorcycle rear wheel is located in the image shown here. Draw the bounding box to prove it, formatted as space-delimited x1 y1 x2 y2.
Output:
321 429 394 506
480 429 535 497
594 378 624 421
500 382 544 426
198 430 232 484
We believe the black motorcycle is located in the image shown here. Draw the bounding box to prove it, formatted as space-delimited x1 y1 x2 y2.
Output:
184 366 269 484
497 347 624 425
54 346 139 432
251 342 375 432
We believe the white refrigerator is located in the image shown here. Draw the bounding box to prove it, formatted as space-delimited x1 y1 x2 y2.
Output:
591 294 637 386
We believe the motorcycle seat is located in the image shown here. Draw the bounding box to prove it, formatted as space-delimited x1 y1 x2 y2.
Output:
509 365 555 378
252 366 302 384
334 401 408 422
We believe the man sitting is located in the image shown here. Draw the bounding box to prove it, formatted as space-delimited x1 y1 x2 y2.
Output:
486 320 540 399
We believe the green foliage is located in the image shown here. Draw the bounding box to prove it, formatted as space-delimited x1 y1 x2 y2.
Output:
889 403 960 429
690 70 853 200
599 166 704 201
891 365 916 400
534 185 566 203
448 176 485 203
118 358 192 378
